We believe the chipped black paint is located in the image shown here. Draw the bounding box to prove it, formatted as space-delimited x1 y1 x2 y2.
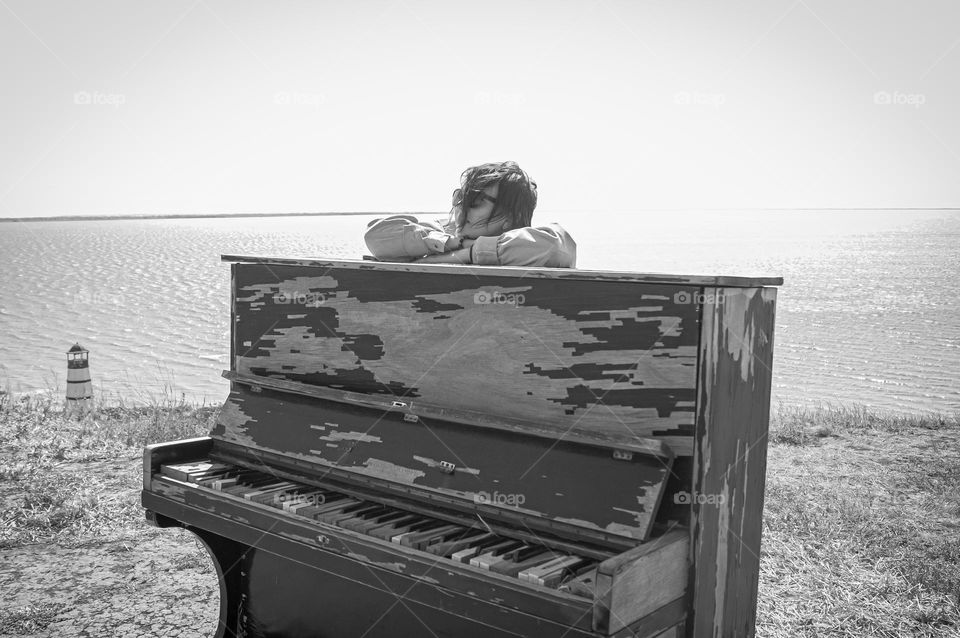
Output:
213 384 672 542
233 263 701 446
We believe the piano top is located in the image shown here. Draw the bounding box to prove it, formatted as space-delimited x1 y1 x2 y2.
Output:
220 254 784 288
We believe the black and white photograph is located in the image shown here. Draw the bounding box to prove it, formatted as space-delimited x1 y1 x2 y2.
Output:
1 2 958 637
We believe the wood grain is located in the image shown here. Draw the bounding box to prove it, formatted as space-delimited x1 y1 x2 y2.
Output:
688 287 777 638
594 529 689 634
231 263 700 453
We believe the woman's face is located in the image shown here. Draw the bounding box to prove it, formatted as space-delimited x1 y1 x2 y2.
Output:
459 183 508 239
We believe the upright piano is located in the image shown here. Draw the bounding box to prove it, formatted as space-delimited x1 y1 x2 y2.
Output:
142 256 781 637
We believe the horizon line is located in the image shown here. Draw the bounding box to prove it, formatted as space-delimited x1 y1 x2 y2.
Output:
1 207 958 223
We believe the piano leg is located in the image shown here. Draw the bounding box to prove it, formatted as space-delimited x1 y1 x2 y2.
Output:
189 529 245 638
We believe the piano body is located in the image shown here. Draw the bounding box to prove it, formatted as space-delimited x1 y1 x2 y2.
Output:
142 256 781 637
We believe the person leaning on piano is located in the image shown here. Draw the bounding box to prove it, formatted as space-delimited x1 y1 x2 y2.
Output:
364 161 577 267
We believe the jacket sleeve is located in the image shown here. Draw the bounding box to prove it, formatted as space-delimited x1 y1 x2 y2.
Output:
364 215 456 260
470 223 577 268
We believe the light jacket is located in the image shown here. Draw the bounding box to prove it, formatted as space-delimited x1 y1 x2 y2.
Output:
364 215 577 268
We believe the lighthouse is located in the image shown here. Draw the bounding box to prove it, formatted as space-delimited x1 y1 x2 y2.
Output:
66 343 94 415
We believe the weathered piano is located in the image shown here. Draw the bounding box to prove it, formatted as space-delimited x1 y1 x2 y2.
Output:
142 255 781 637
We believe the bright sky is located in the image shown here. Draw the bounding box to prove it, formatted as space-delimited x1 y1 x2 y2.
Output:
1 0 958 218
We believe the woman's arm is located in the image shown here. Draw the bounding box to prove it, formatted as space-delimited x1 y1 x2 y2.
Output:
470 224 577 268
364 215 459 260
412 246 473 264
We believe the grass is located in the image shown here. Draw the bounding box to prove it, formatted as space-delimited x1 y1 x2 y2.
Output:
761 404 960 636
0 390 957 636
0 390 215 548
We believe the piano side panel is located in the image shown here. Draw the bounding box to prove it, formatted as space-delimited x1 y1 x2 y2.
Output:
689 287 777 638
210 383 673 543
231 263 699 453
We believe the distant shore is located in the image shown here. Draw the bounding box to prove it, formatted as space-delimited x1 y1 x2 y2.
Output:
2 208 957 223
0 211 426 223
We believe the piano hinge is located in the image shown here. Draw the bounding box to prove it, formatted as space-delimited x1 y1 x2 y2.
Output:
612 449 633 461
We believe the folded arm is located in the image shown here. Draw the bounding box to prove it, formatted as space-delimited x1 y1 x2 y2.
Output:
467 224 577 268
364 215 459 260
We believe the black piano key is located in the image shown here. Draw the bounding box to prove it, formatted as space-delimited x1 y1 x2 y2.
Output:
557 565 598 598
450 535 505 563
335 505 392 530
220 475 276 495
519 555 572 583
195 468 240 487
484 543 538 573
542 558 593 588
344 509 408 534
319 502 380 525
490 549 556 577
303 497 361 521
367 514 425 540
425 530 490 556
400 524 463 550
470 540 525 568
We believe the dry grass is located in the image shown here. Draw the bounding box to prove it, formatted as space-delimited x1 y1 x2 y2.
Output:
0 390 214 548
1 391 958 636
760 405 960 636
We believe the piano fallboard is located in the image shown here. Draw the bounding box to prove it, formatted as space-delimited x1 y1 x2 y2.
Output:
212 382 675 547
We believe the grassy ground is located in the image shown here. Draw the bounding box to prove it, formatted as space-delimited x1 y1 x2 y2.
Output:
0 391 957 636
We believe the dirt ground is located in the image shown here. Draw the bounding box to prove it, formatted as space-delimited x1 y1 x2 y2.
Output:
0 528 219 637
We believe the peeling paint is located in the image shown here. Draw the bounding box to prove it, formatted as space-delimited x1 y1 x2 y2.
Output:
315 431 382 444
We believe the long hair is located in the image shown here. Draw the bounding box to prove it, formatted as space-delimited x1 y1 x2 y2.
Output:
453 161 538 232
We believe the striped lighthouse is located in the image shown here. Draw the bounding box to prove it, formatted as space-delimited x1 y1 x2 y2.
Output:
66 343 94 415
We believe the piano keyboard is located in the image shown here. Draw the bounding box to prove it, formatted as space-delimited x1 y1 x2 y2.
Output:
161 461 601 595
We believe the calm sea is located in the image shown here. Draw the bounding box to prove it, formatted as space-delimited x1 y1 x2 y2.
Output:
1 210 958 415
